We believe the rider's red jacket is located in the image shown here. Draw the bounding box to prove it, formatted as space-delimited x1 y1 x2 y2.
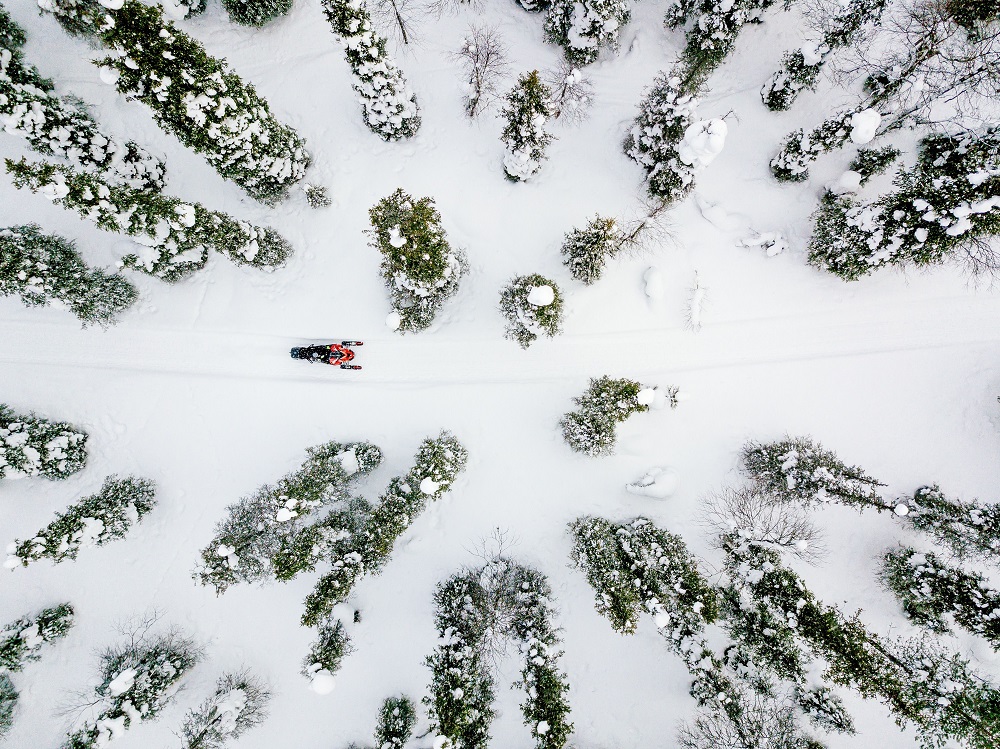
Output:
328 344 354 364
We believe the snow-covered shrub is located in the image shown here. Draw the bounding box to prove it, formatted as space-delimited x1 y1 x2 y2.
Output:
0 603 74 672
320 0 421 140
163 0 208 18
740 436 884 509
40 0 310 204
770 111 856 182
543 0 630 66
64 630 200 749
369 189 466 333
6 475 156 568
375 696 417 749
559 215 621 284
304 184 332 208
544 62 594 123
0 675 15 739
302 617 350 692
848 145 900 185
0 403 87 480
897 484 1000 561
499 274 564 348
0 7 165 191
883 547 1000 645
454 25 510 118
0 225 137 327
302 432 468 627
501 71 554 182
560 376 652 456
223 0 293 26
7 158 293 282
194 441 382 593
181 671 271 749
808 129 1000 280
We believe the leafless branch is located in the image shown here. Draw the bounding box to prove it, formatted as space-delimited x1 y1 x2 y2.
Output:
544 61 594 124
451 25 510 118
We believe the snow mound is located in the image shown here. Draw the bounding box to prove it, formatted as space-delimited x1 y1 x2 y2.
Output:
310 669 336 695
831 170 863 194
420 476 440 494
678 119 727 169
386 312 402 330
740 231 788 257
636 388 657 406
625 467 678 499
849 109 881 144
526 285 555 307
643 267 664 299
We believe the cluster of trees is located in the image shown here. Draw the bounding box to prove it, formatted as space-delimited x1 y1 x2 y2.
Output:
0 403 88 480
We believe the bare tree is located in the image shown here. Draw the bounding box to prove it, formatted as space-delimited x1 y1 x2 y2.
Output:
544 60 594 124
369 0 423 46
452 25 510 118
678 692 819 749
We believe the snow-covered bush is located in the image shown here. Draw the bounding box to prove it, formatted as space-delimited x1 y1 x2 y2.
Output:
194 441 382 593
302 432 468 626
302 617 350 693
740 436 884 509
454 25 510 118
375 696 417 749
40 0 310 204
883 547 1000 645
369 189 466 333
501 71 554 182
560 215 621 284
808 129 1000 280
560 376 652 456
848 145 900 185
320 0 421 140
0 676 15 739
0 7 165 191
0 403 87 481
64 630 200 749
7 158 293 282
181 671 271 749
304 184 332 208
897 484 1000 561
6 475 156 568
223 0 292 26
0 603 75 672
543 0 630 66
163 0 208 18
770 111 857 182
544 62 594 123
0 225 137 327
499 274 564 348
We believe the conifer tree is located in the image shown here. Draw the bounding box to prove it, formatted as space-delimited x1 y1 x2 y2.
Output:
0 225 137 327
543 0 630 66
375 696 417 749
560 216 621 284
223 0 293 26
302 617 350 689
499 274 564 348
40 0 310 204
0 404 87 480
0 603 75 672
180 671 271 749
7 158 293 282
896 484 1000 562
560 377 653 456
501 71 554 182
0 675 15 739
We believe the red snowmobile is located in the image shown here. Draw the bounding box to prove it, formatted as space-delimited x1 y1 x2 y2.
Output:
290 341 363 370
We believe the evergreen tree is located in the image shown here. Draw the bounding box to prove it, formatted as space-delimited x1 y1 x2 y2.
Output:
560 376 652 456
897 484 1000 561
499 274 564 348
6 475 157 568
7 158 293 282
375 696 417 749
0 603 75 672
560 215 621 284
883 547 1000 646
223 0 293 26
543 0 630 66
808 129 1000 280
320 0 421 141
369 189 466 333
302 616 350 688
501 71 554 182
769 111 858 183
0 7 165 191
180 671 271 749
0 225 137 327
0 403 87 480
848 145 900 186
40 0 310 204
0 675 15 739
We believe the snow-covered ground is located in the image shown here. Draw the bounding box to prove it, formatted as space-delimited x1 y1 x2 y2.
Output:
2 2 999 748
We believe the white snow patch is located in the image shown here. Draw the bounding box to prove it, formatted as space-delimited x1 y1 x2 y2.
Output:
107 669 136 696
386 311 402 330
310 669 336 695
420 477 440 494
636 388 657 406
643 267 664 299
526 285 555 306
678 119 727 169
849 109 881 144
625 467 679 499
831 170 863 194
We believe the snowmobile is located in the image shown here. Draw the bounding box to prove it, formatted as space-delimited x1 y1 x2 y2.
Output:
290 341 363 370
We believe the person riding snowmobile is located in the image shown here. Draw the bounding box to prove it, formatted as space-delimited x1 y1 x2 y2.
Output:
300 344 355 365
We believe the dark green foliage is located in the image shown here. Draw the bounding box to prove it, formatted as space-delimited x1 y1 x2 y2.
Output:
848 145 900 184
770 113 854 182
543 0 630 65
304 184 332 208
760 49 822 112
0 603 75 672
223 0 293 26
499 274 564 347
369 189 466 333
560 376 650 456
0 675 15 739
0 226 137 327
302 617 351 680
181 671 271 749
560 216 621 284
501 71 554 182
899 485 1000 562
945 0 998 36
0 403 88 480
375 696 417 749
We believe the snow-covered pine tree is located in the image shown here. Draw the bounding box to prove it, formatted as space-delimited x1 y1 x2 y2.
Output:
302 432 468 627
194 441 382 593
560 215 621 284
222 0 293 26
40 0 310 204
301 617 350 691
7 158 293 282
319 0 421 141
375 696 417 749
180 671 271 749
848 145 900 185
369 189 466 333
63 630 201 749
499 274 564 348
0 225 137 327
808 129 1000 280
0 676 15 739
560 376 652 456
0 403 87 480
500 71 554 182
883 547 1000 645
543 0 630 66
770 109 863 182
761 0 888 111
0 603 74 672
0 7 165 191
896 484 1000 561
740 436 884 509
6 475 156 568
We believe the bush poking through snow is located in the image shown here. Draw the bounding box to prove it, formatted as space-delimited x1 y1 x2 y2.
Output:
320 0 421 140
543 0 630 66
769 111 856 183
0 675 15 739
6 475 157 569
180 671 271 749
223 0 292 26
560 215 621 284
501 71 554 182
302 617 350 691
499 274 565 348
304 184 332 208
40 0 309 204
847 145 900 186
0 403 87 481
897 484 1000 562
369 189 467 333
560 376 655 456
375 695 417 749
0 603 75 672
